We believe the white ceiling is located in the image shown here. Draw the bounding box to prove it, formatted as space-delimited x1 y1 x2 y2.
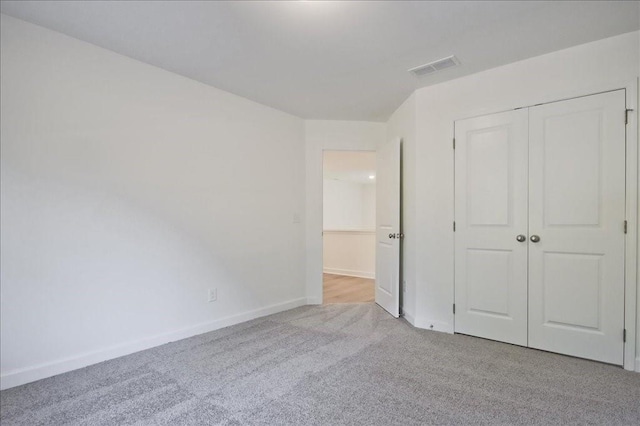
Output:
1 1 638 122
324 151 376 184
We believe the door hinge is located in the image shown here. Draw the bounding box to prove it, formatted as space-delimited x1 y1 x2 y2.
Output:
453 138 455 150
453 304 456 315
624 220 628 234
453 221 456 232
623 328 626 343
625 109 634 125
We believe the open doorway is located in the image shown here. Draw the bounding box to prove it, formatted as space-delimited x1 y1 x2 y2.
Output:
322 150 376 304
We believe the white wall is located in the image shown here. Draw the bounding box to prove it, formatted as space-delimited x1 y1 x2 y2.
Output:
323 231 375 279
322 178 375 278
362 184 376 230
305 121 386 304
405 31 639 369
386 94 417 322
323 179 375 230
0 15 306 389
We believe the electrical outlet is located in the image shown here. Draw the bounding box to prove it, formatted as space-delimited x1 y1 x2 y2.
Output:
208 288 217 302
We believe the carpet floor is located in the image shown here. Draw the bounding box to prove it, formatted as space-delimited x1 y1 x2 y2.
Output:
1 304 639 425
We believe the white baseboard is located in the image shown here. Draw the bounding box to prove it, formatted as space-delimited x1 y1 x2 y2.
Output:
0 297 307 391
323 268 374 279
414 317 453 334
402 311 415 326
636 356 640 373
306 297 322 305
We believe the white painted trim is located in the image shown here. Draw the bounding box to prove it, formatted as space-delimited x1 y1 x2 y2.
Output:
305 120 380 306
306 297 322 305
0 297 307 390
402 311 415 326
624 78 638 372
449 82 639 371
636 356 640 372
451 78 639 124
308 139 381 309
323 268 375 279
415 317 452 333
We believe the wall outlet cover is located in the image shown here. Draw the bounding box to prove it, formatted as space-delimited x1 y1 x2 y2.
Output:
208 288 217 302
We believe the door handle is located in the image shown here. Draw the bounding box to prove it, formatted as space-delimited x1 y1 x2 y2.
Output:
530 235 541 243
516 234 526 242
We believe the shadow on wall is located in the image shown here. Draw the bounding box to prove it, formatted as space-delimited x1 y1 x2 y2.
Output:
0 162 303 382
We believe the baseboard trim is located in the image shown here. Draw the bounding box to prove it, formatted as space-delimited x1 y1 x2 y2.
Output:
402 312 415 326
323 268 374 279
0 297 307 390
306 297 322 305
413 317 453 334
636 356 640 373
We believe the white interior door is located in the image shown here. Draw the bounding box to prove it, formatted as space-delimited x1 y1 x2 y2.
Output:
528 90 626 365
454 109 529 345
375 137 401 317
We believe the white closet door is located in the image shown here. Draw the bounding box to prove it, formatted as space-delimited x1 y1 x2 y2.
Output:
528 90 626 365
454 109 529 346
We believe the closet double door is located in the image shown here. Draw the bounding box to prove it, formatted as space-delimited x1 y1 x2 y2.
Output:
454 90 626 365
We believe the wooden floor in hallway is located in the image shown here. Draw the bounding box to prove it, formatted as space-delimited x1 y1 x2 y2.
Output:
323 273 375 304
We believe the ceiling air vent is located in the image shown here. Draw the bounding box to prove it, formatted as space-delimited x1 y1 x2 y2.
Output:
409 55 460 77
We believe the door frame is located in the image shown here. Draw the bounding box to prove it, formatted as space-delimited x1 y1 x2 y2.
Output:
623 80 638 372
318 148 378 305
305 123 381 306
452 80 638 371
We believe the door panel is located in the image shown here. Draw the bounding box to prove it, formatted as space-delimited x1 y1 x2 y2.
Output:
454 109 529 346
528 90 626 365
542 109 602 226
467 249 512 317
542 252 602 330
467 126 511 225
375 138 401 317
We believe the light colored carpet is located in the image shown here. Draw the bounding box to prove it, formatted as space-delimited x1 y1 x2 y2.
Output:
1 304 639 425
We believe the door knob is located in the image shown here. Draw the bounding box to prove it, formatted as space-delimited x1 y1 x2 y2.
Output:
388 233 396 239
516 234 526 242
530 235 541 243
